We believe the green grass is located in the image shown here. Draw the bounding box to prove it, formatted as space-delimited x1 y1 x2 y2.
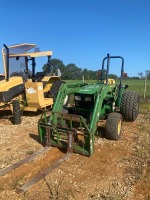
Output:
64 79 150 112
121 80 150 112
122 79 150 98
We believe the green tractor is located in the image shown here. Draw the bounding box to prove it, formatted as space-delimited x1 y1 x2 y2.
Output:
38 54 139 156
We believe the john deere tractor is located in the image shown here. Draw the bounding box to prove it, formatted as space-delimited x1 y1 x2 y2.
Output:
0 43 64 124
38 54 139 156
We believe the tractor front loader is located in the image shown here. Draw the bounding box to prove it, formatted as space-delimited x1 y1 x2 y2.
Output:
0 43 63 124
38 54 139 156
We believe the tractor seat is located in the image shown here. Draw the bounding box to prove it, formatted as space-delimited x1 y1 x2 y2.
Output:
35 72 45 82
104 79 116 84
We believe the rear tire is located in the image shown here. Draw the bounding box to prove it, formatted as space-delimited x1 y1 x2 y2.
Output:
120 91 139 122
106 112 122 140
12 100 21 124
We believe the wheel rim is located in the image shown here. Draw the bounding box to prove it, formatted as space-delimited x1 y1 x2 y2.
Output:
118 119 121 135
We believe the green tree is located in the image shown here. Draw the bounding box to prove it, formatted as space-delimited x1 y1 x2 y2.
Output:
108 74 118 79
42 59 65 76
64 63 82 79
82 68 89 79
138 72 144 79
145 70 150 79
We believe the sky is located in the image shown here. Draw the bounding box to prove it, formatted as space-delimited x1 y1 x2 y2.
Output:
0 0 150 77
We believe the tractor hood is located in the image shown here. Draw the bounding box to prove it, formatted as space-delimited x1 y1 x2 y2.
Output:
75 83 104 95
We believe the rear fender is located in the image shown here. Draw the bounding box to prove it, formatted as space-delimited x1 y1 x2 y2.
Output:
42 76 61 93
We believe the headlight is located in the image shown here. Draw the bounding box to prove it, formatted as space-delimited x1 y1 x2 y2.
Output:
85 96 92 101
75 96 81 101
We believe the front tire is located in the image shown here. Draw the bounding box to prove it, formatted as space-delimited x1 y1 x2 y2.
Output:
120 91 139 122
106 112 122 140
12 100 21 124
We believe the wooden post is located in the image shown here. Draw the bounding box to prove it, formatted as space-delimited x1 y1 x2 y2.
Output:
82 74 84 82
144 75 147 99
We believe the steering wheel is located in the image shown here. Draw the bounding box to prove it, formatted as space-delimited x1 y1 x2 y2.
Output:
24 69 29 74
10 72 19 77
24 69 32 78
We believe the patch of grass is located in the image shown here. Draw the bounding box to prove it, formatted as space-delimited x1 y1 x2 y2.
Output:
11 174 25 189
65 79 150 97
4 156 14 165
140 99 150 113
24 176 75 200
44 177 75 200
26 150 34 155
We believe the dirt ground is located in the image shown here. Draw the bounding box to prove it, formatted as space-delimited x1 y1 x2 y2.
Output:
0 111 149 200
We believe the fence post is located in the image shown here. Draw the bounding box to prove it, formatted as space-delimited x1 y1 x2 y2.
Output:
144 75 147 99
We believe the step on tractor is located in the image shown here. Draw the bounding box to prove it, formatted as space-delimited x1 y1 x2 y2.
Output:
0 43 64 124
38 54 139 156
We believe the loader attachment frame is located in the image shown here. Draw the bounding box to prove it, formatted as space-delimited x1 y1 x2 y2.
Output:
38 82 95 156
39 111 93 156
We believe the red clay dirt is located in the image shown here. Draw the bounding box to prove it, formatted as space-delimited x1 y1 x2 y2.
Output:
0 111 149 200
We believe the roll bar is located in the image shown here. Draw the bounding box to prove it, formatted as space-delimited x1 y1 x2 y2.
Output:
3 44 9 82
102 54 124 86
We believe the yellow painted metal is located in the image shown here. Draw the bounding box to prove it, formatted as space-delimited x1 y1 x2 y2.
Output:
2 43 36 78
0 76 23 91
0 43 59 114
0 93 23 111
118 119 121 135
23 107 38 112
25 81 53 108
42 76 61 93
8 51 52 58
3 43 36 52
2 43 53 78
104 79 116 84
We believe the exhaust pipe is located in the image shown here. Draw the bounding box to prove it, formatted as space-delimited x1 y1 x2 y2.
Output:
3 44 9 82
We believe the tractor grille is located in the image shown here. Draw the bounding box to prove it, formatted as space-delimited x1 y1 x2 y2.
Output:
74 94 94 109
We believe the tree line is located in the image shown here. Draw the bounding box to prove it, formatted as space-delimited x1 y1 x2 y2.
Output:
42 58 149 80
42 58 99 80
138 70 150 79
